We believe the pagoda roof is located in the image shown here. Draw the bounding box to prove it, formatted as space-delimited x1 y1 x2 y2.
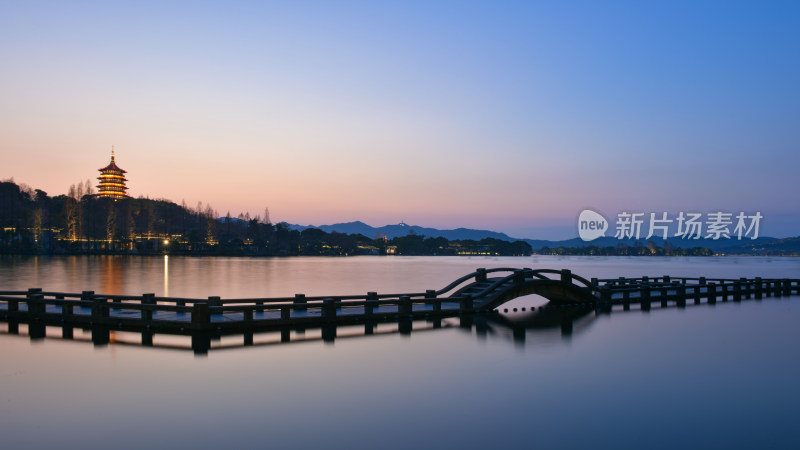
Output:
98 161 126 173
98 151 127 173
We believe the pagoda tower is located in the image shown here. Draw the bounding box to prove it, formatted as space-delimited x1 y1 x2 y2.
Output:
97 149 128 199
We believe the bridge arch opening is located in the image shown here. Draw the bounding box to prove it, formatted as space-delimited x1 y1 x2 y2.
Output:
494 294 550 314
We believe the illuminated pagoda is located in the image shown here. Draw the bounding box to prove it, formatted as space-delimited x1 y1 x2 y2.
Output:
97 149 128 199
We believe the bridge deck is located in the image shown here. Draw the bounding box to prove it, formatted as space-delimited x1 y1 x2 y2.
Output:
1 268 798 342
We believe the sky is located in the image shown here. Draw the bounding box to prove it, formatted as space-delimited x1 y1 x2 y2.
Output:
1 0 798 240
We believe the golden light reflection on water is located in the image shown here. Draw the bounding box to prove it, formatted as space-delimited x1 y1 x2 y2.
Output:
99 255 123 294
163 255 169 297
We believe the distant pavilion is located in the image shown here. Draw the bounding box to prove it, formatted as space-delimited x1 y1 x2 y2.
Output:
97 149 128 199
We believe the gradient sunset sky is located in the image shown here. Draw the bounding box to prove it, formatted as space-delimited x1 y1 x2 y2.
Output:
1 1 798 239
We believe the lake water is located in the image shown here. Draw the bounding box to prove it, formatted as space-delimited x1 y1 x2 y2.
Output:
1 255 799 449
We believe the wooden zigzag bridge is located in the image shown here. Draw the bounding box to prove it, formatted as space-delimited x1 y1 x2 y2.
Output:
1 268 798 353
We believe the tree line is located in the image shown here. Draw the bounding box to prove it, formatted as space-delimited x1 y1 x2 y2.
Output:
0 179 532 256
537 242 712 256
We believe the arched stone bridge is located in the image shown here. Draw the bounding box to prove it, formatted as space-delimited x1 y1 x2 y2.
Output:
437 268 599 310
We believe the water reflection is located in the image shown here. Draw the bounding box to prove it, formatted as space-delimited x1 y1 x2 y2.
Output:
99 255 124 294
3 256 799 450
163 255 169 297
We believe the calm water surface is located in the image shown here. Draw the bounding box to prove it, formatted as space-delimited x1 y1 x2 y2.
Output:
1 255 799 449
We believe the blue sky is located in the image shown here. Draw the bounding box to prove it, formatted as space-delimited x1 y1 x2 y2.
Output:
1 1 798 239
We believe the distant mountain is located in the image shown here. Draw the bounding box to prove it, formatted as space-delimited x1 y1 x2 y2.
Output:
288 221 520 241
717 236 800 255
527 236 779 251
287 221 788 253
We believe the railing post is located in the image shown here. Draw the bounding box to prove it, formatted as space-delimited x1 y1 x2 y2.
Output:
523 268 534 279
192 332 211 355
591 278 598 287
322 298 336 319
281 305 291 320
677 285 687 308
92 327 109 346
755 277 763 300
60 293 73 319
784 279 792 297
560 269 572 285
476 268 487 283
365 292 378 315
426 290 439 313
208 295 221 318
733 281 742 302
600 287 611 304
27 290 45 319
398 295 412 317
460 294 473 313
142 331 153 346
80 291 94 319
641 285 651 311
8 292 19 313
192 302 210 328
322 324 336 343
399 318 412 335
142 293 155 322
294 294 307 311
707 283 717 304
91 296 108 323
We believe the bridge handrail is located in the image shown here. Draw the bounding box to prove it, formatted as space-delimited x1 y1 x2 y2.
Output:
0 267 595 307
569 274 596 291
434 268 524 296
219 292 432 303
455 271 523 300
517 269 597 292
6 271 790 310
213 297 458 312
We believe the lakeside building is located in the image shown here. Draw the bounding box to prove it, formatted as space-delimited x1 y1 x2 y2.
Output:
97 150 128 199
